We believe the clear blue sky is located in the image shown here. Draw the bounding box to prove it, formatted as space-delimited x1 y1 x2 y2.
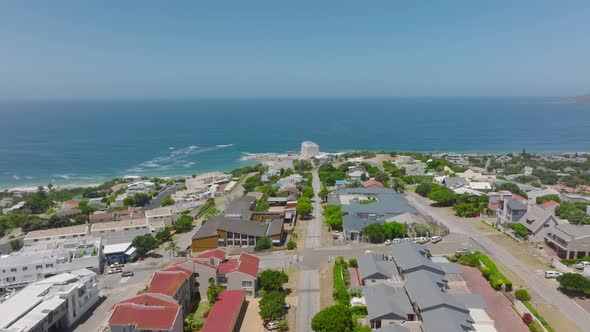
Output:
1 1 589 99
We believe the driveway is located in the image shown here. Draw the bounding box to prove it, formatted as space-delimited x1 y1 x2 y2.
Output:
241 299 265 332
407 192 590 332
460 265 528 332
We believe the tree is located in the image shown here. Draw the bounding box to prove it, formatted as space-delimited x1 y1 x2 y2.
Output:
174 214 193 232
259 270 289 291
416 182 432 197
427 185 457 206
382 221 407 239
207 278 223 306
535 194 560 204
495 183 528 199
412 223 431 236
161 196 175 206
155 227 172 242
362 223 384 243
515 289 531 301
391 178 406 193
259 291 286 322
311 304 354 332
287 240 297 250
25 187 53 213
131 234 159 257
324 205 344 230
555 202 590 224
509 223 529 237
556 273 590 296
296 198 313 218
348 258 358 268
318 187 330 202
522 313 533 325
9 239 23 252
255 236 272 251
165 241 180 257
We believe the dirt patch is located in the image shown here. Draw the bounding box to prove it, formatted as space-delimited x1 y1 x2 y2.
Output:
319 262 334 309
535 301 582 332
242 299 265 332
286 296 297 331
284 267 299 296
365 153 394 166
293 217 307 251
321 222 333 247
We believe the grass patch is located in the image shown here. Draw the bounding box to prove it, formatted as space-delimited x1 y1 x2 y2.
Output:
194 301 211 318
523 302 555 332
333 257 350 306
477 252 512 291
360 198 377 205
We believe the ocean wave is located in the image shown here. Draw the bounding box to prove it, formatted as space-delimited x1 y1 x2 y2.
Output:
52 173 76 179
12 175 21 180
216 144 234 148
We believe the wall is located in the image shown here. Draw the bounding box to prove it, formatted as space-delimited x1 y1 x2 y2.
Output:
227 271 257 298
191 236 219 252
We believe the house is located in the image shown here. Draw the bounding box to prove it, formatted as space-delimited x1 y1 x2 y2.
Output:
545 224 590 259
468 181 492 192
524 166 533 176
357 252 401 285
202 290 247 332
329 188 419 241
497 198 565 241
148 268 194 314
109 302 182 332
0 269 100 332
301 141 320 159
223 196 257 220
146 207 174 226
391 242 447 287
441 177 469 189
401 163 426 176
127 181 156 195
527 189 560 204
363 179 384 188
89 211 115 223
23 224 90 245
561 194 590 204
104 242 137 264
364 284 415 329
348 170 367 181
496 196 528 224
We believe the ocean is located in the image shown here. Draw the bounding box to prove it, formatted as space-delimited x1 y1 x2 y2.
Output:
0 98 589 189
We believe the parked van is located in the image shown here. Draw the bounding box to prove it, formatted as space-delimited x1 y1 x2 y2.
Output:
574 261 590 270
431 236 442 243
544 271 563 279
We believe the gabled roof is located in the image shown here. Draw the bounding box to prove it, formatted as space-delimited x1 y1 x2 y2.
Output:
405 270 468 313
196 248 226 260
363 179 384 188
357 252 398 281
202 290 246 332
519 205 557 233
364 284 413 321
217 259 239 274
552 223 590 240
391 242 444 276
148 271 191 297
542 200 559 209
374 325 410 332
109 303 181 331
233 253 260 277
506 199 527 211
442 177 469 189
163 265 194 275
115 293 179 309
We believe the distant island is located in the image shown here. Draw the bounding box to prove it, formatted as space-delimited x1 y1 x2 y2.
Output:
559 94 590 104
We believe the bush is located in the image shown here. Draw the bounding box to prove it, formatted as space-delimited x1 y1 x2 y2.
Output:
349 305 368 316
528 321 544 332
287 240 297 250
556 273 590 296
522 313 533 325
348 258 358 268
255 236 272 251
515 289 531 302
477 253 512 291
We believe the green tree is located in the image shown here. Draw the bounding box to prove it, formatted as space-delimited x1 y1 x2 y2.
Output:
557 273 590 296
509 223 529 237
324 205 344 230
318 187 330 202
296 196 313 218
555 202 590 224
415 182 433 197
165 241 180 257
254 197 270 212
412 223 431 236
259 291 286 322
25 187 53 213
362 223 384 243
155 227 172 242
374 171 390 183
536 194 561 204
161 196 175 206
255 236 272 251
495 183 528 199
311 304 354 332
258 270 289 291
207 278 223 305
427 185 457 206
174 214 194 232
287 240 297 250
131 234 159 257
515 289 531 301
391 178 406 193
382 221 408 239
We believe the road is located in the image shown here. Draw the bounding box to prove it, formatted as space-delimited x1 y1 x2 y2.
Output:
296 169 323 332
141 183 182 212
406 192 590 332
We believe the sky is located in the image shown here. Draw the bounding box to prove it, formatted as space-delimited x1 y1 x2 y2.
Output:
1 1 589 99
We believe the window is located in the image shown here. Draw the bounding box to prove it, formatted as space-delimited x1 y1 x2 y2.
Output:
36 265 42 270
10 268 16 273
124 228 129 231
46 264 53 268
242 280 253 287
22 267 28 271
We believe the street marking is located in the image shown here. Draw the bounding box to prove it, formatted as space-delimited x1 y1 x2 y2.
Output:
119 277 130 284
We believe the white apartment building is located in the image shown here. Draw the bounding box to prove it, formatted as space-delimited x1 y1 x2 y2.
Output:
145 207 174 226
127 181 155 195
0 238 102 293
0 269 100 332
23 225 89 246
301 141 320 159
90 218 151 245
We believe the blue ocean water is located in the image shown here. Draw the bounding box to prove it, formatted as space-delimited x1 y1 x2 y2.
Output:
0 98 589 189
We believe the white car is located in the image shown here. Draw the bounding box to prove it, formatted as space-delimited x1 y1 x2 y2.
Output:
544 271 563 279
417 237 430 244
392 238 402 244
430 236 442 243
574 261 590 270
384 239 393 245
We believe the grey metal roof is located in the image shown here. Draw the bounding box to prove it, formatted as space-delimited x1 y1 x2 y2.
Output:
357 252 398 281
420 306 474 332
452 294 487 310
364 284 413 321
224 196 256 220
507 199 527 211
404 270 467 313
552 223 590 240
391 242 444 276
192 215 276 239
436 262 461 274
374 325 410 332
265 219 284 237
518 205 556 233
442 177 469 189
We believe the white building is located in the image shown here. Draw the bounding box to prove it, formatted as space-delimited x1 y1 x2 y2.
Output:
127 181 155 195
0 269 100 332
145 207 174 226
301 141 320 159
90 219 150 245
0 237 102 293
23 225 90 246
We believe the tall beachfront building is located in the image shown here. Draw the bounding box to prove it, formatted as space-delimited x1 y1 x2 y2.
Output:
301 141 320 159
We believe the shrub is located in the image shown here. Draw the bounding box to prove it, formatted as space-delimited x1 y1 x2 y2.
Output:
349 305 368 316
255 236 272 251
287 240 297 250
480 267 493 279
528 321 544 332
522 313 533 325
515 289 531 302
348 258 358 268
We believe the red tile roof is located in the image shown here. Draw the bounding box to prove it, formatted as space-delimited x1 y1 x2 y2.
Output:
114 293 179 309
196 248 226 260
148 271 191 297
542 200 559 209
192 259 217 269
362 179 384 188
217 259 239 274
234 253 260 278
488 203 501 210
509 194 527 201
164 264 194 275
110 303 180 331
201 290 246 332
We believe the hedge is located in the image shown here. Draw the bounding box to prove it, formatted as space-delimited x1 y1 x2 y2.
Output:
476 253 512 291
523 301 556 332
560 256 590 266
333 258 351 306
349 305 368 316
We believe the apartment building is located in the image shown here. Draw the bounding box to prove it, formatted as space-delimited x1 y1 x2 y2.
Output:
90 218 150 245
23 225 89 246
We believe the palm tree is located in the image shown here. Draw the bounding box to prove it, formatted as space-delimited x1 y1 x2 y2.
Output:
165 241 180 257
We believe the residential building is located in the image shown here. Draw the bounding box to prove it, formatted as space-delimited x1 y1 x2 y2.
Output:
328 188 419 241
495 196 565 241
110 302 182 332
364 284 415 329
0 269 100 332
148 268 194 314
145 207 174 226
201 290 246 332
468 181 492 192
357 252 401 286
363 179 384 188
561 193 590 204
0 237 102 292
527 188 560 204
301 141 320 159
524 166 533 176
441 177 469 189
89 211 115 223
23 224 89 245
90 218 150 245
545 224 590 259
127 181 156 195
348 170 367 181
401 163 426 176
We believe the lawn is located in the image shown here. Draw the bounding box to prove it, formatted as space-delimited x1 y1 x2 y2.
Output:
194 300 211 319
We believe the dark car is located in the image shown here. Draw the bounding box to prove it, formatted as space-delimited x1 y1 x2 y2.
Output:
122 271 134 277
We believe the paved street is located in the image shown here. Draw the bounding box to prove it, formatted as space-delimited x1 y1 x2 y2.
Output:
406 192 590 332
141 182 182 212
296 169 323 332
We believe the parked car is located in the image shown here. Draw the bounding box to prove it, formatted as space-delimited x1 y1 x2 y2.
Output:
110 263 124 268
545 271 563 279
392 238 402 244
430 236 442 243
108 268 122 274
574 261 590 270
455 248 472 255
384 239 392 245
122 271 134 277
417 237 430 244
266 320 279 330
